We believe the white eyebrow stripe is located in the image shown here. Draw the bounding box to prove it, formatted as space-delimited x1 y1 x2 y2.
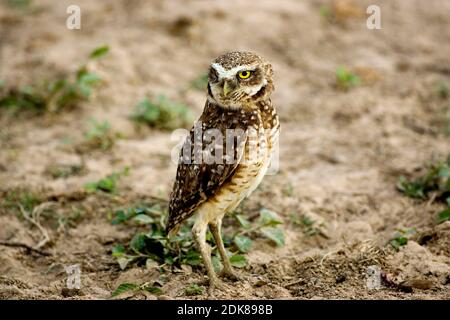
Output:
211 63 255 79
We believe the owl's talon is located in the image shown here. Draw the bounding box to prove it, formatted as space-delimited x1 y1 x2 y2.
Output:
219 269 244 281
208 277 227 295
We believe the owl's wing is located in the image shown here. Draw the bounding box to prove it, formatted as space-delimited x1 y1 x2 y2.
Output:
166 104 247 234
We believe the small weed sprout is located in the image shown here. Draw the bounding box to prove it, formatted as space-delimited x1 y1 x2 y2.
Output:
84 167 129 194
290 214 324 237
398 155 450 224
0 46 109 114
389 228 416 251
335 66 360 90
131 95 193 130
184 283 204 296
84 119 117 150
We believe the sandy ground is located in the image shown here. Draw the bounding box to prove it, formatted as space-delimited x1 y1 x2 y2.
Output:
0 0 450 299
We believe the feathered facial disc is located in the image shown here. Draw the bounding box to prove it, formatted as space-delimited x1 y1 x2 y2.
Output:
207 51 274 109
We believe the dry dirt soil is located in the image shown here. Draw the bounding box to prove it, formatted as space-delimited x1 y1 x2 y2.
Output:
1 0 450 300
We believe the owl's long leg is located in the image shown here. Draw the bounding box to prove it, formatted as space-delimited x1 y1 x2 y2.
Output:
209 219 240 281
192 213 224 291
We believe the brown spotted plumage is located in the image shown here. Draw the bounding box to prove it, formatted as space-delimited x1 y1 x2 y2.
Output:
167 51 279 291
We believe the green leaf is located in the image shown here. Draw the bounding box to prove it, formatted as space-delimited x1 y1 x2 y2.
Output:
259 208 283 226
260 226 285 246
164 256 174 265
184 249 202 266
111 210 127 225
438 166 450 178
130 233 147 253
229 254 247 268
48 79 67 95
212 255 223 273
236 214 251 229
111 283 138 297
336 66 360 89
233 235 252 253
437 209 450 224
112 244 125 257
97 177 116 192
446 197 450 207
185 283 204 296
390 237 408 250
133 214 154 224
397 176 426 199
84 173 119 193
301 216 314 226
90 46 109 59
78 84 92 97
131 96 193 131
84 182 98 193
142 285 163 295
78 72 101 85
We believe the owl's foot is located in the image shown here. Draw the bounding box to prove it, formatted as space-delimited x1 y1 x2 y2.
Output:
219 268 244 282
208 277 227 295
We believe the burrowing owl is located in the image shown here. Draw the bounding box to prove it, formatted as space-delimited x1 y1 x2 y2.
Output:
166 51 279 290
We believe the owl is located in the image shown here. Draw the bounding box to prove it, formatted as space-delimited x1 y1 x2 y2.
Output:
166 51 280 291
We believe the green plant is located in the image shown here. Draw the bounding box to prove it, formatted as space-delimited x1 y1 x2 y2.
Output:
110 203 202 270
131 95 193 130
111 282 163 298
398 156 450 199
335 66 360 90
301 216 320 236
6 0 31 9
398 155 450 224
184 283 204 296
84 119 117 150
282 183 294 197
1 189 41 212
232 209 286 250
289 214 324 237
84 167 129 194
110 205 285 271
0 46 109 114
389 228 415 251
437 205 450 224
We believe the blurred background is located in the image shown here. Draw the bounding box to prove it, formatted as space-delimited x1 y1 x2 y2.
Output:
0 0 449 299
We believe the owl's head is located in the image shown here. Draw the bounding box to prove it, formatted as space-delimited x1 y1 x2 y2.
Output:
207 51 274 109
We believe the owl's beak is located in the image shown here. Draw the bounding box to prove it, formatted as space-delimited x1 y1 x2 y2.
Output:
223 80 236 97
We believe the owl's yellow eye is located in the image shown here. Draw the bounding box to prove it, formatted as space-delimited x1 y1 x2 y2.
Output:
238 71 252 79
